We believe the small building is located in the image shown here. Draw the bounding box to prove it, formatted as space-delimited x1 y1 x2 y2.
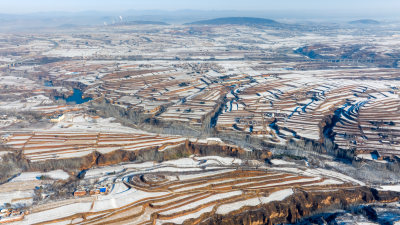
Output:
89 187 108 195
50 114 65 123
0 209 25 224
0 209 8 213
99 187 108 194
89 190 100 195
73 190 86 197
1 134 11 142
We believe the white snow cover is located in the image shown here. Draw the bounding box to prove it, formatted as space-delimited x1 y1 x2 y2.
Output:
49 114 150 134
163 158 200 167
305 168 366 186
178 169 235 181
303 179 343 186
91 188 168 212
271 167 365 186
249 177 321 189
110 182 130 195
206 138 223 143
357 154 374 160
10 170 70 182
152 193 199 207
270 159 296 165
160 191 242 215
195 156 242 166
379 185 400 192
216 189 293 215
0 190 34 206
21 202 92 225
156 206 214 225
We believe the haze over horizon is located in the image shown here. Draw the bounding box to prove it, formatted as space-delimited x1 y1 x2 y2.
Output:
1 0 400 18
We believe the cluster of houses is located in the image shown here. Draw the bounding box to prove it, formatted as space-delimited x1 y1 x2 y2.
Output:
49 114 65 123
0 208 27 223
74 185 110 197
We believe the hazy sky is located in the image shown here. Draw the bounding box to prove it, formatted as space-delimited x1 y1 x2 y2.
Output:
1 0 400 14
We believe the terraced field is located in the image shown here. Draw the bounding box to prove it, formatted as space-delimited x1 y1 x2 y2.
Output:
99 69 210 113
334 93 400 159
2 18 400 225
216 69 400 160
16 157 371 225
4 132 187 162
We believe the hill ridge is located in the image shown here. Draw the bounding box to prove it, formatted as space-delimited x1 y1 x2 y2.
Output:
185 17 279 26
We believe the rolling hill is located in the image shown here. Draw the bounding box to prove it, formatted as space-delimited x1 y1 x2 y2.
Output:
349 19 380 25
112 20 169 26
186 17 280 26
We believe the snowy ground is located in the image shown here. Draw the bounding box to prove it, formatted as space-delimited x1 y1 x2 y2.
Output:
10 170 70 182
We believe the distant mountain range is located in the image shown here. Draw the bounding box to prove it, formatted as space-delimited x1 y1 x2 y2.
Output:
349 19 380 25
111 20 169 26
186 17 280 26
0 10 388 32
